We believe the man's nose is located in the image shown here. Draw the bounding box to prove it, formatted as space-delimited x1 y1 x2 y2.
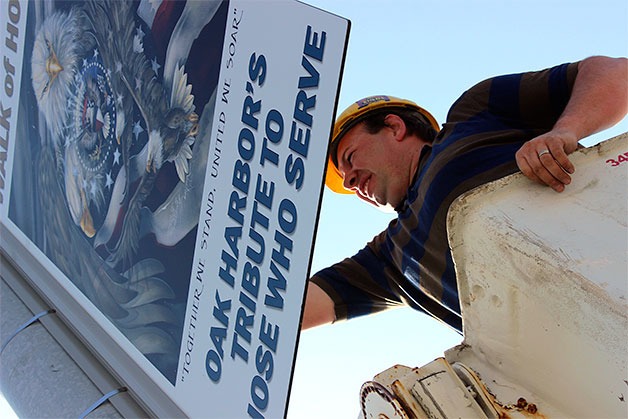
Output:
342 170 358 190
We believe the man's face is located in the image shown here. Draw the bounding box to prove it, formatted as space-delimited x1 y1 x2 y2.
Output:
335 118 413 210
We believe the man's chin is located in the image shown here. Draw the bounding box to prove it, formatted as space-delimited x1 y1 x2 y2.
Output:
357 193 380 208
359 195 396 213
376 203 396 213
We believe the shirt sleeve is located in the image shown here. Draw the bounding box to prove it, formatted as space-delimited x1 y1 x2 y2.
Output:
447 61 579 130
310 230 408 322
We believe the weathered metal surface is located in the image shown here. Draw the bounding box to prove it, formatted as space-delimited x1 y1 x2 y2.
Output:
362 359 497 419
446 133 628 417
360 380 410 419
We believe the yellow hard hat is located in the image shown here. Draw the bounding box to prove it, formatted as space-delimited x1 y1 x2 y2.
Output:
325 95 439 194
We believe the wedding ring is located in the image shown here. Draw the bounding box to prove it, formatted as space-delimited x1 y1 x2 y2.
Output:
538 149 550 158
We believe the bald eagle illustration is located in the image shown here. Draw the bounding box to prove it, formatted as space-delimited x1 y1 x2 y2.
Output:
144 64 198 181
111 61 198 268
31 8 89 140
27 0 207 381
31 7 104 237
31 0 198 266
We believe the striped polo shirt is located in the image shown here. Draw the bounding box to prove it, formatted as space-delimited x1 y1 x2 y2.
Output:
311 62 579 333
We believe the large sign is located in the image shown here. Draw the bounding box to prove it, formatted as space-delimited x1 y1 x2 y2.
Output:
0 0 348 417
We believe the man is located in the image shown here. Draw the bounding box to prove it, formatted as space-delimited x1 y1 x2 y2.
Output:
302 55 627 332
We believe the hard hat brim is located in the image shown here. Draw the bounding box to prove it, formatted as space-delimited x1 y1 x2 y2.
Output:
325 155 353 194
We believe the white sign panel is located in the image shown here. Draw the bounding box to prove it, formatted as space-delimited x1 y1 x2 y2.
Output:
175 1 348 418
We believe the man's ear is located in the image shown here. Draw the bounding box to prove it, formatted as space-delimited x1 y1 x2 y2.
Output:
384 114 407 141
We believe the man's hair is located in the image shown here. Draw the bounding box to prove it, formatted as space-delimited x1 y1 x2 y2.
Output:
361 108 438 143
330 108 437 169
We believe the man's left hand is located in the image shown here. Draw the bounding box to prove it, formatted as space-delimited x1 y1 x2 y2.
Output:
515 129 579 193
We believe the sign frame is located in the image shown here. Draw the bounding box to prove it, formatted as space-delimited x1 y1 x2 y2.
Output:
0 0 349 416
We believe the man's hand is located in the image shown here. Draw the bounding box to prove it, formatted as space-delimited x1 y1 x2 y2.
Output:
517 56 628 193
516 129 579 192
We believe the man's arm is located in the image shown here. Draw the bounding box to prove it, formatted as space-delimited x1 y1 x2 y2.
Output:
516 56 628 192
301 282 336 330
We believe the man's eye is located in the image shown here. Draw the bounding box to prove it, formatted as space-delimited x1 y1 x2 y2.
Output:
347 152 354 164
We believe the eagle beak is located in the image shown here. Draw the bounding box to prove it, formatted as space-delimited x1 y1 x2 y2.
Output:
46 43 64 85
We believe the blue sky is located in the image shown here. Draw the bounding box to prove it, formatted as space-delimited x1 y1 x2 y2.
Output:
289 1 627 418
